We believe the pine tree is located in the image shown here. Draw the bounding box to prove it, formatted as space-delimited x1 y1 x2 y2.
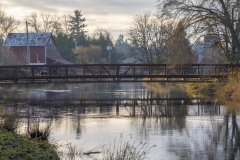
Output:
166 20 192 64
68 10 87 48
68 10 87 34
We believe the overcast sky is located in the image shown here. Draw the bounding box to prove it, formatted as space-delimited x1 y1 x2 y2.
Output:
1 0 157 40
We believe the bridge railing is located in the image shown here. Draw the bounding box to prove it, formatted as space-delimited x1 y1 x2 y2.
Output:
0 64 239 84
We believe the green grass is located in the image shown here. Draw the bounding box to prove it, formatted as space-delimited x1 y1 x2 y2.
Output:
0 129 59 160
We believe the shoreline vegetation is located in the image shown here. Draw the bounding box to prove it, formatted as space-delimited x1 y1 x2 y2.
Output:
1 74 240 159
143 73 240 111
0 112 155 160
0 113 59 160
0 129 59 160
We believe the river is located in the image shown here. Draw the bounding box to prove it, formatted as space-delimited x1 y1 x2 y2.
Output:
0 82 239 160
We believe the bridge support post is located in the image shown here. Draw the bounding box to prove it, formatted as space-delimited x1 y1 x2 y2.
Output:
83 101 85 114
149 66 152 81
65 66 68 82
83 66 85 82
31 66 34 83
116 66 119 81
14 67 17 83
180 105 182 116
132 100 136 117
132 66 135 81
198 103 200 115
100 66 102 81
100 101 103 113
218 105 220 115
116 100 119 115
149 101 152 116
169 100 171 117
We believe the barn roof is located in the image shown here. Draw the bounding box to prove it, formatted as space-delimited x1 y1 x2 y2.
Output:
3 33 52 46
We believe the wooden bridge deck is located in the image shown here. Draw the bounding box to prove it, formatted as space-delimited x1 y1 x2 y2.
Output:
0 64 239 84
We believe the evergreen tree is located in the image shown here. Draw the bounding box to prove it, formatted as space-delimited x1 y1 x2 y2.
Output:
115 35 128 54
54 33 77 63
68 10 87 34
166 20 192 64
86 28 115 63
68 10 87 48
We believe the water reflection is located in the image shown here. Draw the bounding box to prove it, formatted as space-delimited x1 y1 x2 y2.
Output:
1 98 224 118
0 83 239 159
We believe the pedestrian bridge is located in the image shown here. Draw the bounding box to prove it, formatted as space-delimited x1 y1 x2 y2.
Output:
0 64 238 84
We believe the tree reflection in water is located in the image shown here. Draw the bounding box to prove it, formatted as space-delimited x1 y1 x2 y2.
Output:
163 111 240 160
0 97 239 159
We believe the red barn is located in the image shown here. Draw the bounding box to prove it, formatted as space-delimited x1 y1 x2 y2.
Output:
2 33 73 65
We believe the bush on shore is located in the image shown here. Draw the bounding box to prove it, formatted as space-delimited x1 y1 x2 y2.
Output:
218 72 240 101
0 113 59 160
0 113 21 133
184 72 240 111
0 129 59 160
185 83 218 98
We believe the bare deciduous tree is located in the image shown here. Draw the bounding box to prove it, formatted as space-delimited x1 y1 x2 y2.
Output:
25 12 41 32
41 13 62 35
41 13 51 32
128 13 174 64
25 12 63 35
0 46 27 65
0 5 19 42
157 0 240 63
61 15 70 35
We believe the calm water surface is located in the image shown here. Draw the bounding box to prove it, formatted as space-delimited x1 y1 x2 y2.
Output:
0 83 239 160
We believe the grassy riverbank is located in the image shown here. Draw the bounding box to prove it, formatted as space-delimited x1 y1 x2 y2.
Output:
0 111 154 160
0 129 59 160
0 112 59 160
186 85 240 112
143 73 240 111
185 73 240 102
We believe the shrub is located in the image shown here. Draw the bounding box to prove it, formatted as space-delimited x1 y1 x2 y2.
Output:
28 121 52 141
0 129 59 160
0 113 21 133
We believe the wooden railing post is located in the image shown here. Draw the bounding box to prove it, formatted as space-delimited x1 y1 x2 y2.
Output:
66 66 68 82
31 66 34 82
83 66 85 82
116 65 119 81
100 66 102 81
14 67 17 83
132 65 135 81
